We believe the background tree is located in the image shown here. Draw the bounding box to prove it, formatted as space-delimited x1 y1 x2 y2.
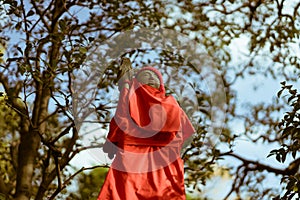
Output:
0 93 19 198
0 0 299 200
70 167 109 200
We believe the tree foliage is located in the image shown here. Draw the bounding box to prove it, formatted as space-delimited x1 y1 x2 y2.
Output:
70 167 108 200
0 0 299 200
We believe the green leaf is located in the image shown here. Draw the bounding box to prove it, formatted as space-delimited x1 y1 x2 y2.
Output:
15 21 22 30
280 81 286 86
281 152 286 163
277 89 284 98
292 150 297 159
59 20 66 31
79 47 87 54
288 95 296 103
276 154 281 162
88 37 94 42
17 46 23 55
267 149 277 158
26 10 34 17
286 177 296 190
282 126 294 138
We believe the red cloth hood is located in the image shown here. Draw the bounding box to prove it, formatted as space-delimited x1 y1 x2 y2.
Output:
128 78 181 132
106 78 195 147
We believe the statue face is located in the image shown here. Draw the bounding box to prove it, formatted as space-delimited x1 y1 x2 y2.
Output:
136 70 160 89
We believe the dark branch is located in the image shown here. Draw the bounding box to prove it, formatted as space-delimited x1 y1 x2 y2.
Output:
220 152 297 175
48 165 110 200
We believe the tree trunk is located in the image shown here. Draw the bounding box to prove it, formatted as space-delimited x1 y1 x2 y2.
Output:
14 86 51 200
14 0 66 198
14 121 38 200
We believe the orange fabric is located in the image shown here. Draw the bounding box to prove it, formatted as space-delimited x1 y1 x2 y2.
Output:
98 77 195 200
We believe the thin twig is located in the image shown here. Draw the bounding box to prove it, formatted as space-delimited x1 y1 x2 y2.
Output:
48 165 110 200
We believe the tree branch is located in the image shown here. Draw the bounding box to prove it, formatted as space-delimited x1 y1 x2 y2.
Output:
221 152 286 175
220 152 300 199
48 165 110 200
30 0 52 32
0 72 9 94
